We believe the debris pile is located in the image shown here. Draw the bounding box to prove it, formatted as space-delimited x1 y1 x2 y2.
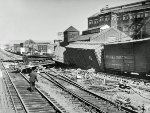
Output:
49 67 150 112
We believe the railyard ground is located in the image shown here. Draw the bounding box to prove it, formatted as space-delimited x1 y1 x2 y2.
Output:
1 62 150 113
51 67 150 113
2 62 89 113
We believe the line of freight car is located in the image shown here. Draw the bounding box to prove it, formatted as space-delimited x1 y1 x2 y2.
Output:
1 49 22 61
54 38 150 76
104 38 150 76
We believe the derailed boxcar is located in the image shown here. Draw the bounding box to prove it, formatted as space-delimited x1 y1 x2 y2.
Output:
104 38 150 75
65 42 104 71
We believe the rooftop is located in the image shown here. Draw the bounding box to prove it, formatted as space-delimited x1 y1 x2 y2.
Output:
105 37 150 45
88 0 150 18
66 42 102 50
64 26 79 32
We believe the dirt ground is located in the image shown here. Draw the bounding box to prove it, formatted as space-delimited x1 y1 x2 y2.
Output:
51 67 150 113
34 74 90 113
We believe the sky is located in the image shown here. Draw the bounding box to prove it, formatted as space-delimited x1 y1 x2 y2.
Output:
0 0 142 44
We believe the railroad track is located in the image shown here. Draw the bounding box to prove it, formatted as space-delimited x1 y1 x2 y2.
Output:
0 49 13 61
0 49 20 61
39 71 138 113
0 49 142 113
1 61 68 113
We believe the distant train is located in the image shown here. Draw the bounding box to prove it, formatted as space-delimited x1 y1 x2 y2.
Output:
54 38 150 76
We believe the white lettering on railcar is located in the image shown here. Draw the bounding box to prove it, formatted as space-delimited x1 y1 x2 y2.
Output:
106 55 123 59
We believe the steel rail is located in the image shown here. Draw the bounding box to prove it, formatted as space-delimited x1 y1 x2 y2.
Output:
0 51 65 113
1 62 29 113
40 72 108 113
45 71 138 113
2 69 18 113
2 62 65 113
20 72 67 113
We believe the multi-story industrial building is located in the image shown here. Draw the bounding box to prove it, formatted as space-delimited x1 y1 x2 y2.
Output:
83 0 150 39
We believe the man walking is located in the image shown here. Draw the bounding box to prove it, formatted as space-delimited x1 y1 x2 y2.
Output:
29 68 38 92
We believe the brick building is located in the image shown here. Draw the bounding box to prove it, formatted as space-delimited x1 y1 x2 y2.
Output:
85 0 150 39
60 26 79 47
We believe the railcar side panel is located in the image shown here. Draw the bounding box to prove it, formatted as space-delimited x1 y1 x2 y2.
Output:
105 39 150 74
104 43 136 72
79 49 87 67
104 44 124 72
65 47 102 71
134 40 150 73
122 43 134 72
82 49 91 68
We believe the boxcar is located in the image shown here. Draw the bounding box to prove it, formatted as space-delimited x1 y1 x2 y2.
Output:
104 38 150 75
65 43 104 71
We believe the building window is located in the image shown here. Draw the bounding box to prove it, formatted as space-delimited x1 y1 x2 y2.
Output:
146 29 150 34
140 12 144 18
129 14 132 19
137 13 140 18
130 13 136 19
117 16 121 21
94 19 98 24
123 14 129 20
89 20 93 25
130 25 135 31
137 24 142 29
99 17 102 22
100 16 104 21
123 25 128 32
137 12 144 18
118 26 122 31
99 17 104 22
146 22 150 29
129 31 134 35
145 11 150 17
105 16 110 21
105 17 107 21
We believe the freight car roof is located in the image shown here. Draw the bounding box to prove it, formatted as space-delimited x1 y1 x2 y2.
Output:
66 43 102 49
72 41 104 44
105 37 150 45
89 0 150 18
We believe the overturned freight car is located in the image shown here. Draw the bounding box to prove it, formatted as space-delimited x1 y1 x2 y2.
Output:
104 38 150 76
65 42 104 71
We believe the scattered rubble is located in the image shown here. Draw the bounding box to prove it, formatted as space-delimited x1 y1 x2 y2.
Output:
49 67 150 112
